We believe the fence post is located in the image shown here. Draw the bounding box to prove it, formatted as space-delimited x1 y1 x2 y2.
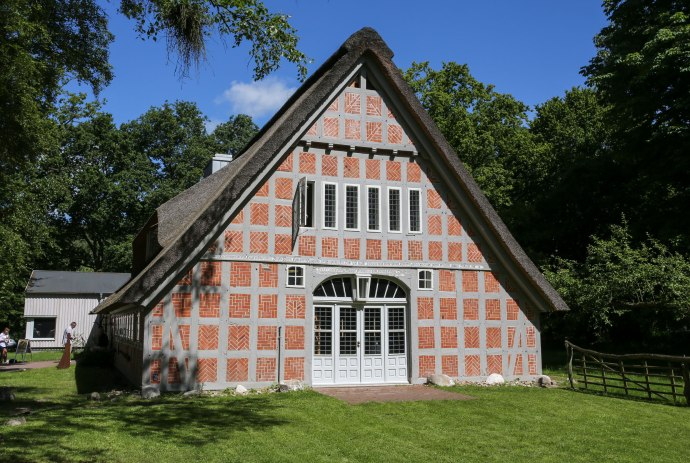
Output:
566 341 575 389
643 360 652 400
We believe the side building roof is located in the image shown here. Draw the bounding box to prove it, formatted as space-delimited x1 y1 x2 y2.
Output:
94 27 568 315
26 270 130 296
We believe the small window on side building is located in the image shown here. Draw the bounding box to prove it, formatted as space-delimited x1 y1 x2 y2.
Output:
286 266 305 287
418 270 433 290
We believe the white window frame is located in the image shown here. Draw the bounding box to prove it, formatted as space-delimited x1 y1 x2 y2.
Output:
26 316 57 340
286 265 306 288
387 186 402 233
408 187 423 234
321 181 338 230
417 270 433 291
366 185 381 232
344 184 360 231
355 274 372 302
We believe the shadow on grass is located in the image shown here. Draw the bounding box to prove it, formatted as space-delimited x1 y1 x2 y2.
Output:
564 385 688 408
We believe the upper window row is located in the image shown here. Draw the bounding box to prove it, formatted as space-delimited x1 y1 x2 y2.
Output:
300 181 423 234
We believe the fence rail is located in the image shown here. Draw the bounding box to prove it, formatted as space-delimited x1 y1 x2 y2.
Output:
565 341 690 406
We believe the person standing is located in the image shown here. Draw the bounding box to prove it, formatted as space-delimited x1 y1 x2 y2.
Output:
57 321 76 369
0 327 10 364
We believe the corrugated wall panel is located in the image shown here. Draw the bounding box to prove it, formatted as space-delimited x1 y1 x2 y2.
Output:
23 295 101 349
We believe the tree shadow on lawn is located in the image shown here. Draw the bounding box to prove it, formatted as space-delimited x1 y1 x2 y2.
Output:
566 386 688 407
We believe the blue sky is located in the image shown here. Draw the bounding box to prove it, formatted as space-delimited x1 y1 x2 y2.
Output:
87 1 607 130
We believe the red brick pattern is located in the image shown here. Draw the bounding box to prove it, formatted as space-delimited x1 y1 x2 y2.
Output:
199 293 220 318
258 294 278 318
441 327 458 349
275 178 293 200
387 240 402 260
230 262 252 287
467 243 483 263
439 270 456 292
343 157 360 178
344 238 360 259
427 190 442 209
274 234 292 255
465 327 480 349
257 326 277 350
328 98 339 111
197 358 217 383
323 117 339 138
176 325 190 350
442 355 458 377
448 215 462 236
277 152 293 172
322 155 338 176
299 235 316 257
448 243 462 262
366 239 382 260
514 354 524 375
307 123 317 136
284 357 304 380
228 325 250 351
344 92 360 114
408 241 423 260
417 297 434 319
386 161 401 181
507 299 519 321
465 355 480 377
259 264 278 288
226 358 249 382
366 122 382 143
345 119 360 140
168 357 181 384
419 355 436 377
150 359 161 384
485 299 501 321
285 326 305 350
299 152 316 174
152 301 164 317
275 205 292 228
388 124 403 145
151 325 163 350
507 327 516 349
407 162 421 183
428 215 442 235
199 262 220 286
428 241 443 261
198 325 219 350
528 354 537 375
366 95 381 116
229 294 251 318
418 327 435 349
462 271 478 292
486 327 502 349
256 182 269 197
286 295 306 319
177 269 192 286
365 159 380 179
230 209 244 225
225 230 243 253
485 272 500 293
526 326 536 348
487 355 503 375
256 357 276 382
463 299 479 320
250 231 269 254
172 293 192 317
322 237 338 258
250 203 268 226
440 298 458 320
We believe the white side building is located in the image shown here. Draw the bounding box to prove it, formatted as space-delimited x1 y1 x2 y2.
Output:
24 270 129 348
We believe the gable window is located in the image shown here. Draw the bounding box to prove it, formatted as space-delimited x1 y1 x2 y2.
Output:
367 186 380 232
388 187 401 233
286 266 305 287
322 182 337 229
418 270 433 290
345 184 360 230
409 188 422 233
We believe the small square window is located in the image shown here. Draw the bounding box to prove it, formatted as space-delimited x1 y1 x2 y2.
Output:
286 266 305 287
418 270 433 290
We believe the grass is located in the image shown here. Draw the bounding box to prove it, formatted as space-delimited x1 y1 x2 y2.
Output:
1 361 688 463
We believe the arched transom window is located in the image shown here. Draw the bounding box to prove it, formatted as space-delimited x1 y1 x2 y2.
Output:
313 276 406 302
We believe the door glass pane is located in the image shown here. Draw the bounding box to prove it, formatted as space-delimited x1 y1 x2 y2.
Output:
340 332 357 355
364 308 380 331
388 332 405 354
339 308 357 331
388 307 406 355
339 308 357 355
388 307 405 330
365 332 381 355
314 306 332 355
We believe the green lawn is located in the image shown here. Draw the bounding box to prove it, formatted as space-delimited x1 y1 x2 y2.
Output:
1 363 688 463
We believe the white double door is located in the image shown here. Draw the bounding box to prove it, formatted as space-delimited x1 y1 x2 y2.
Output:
312 305 408 385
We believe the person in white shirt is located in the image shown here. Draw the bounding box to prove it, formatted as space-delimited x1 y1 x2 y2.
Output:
0 327 10 364
62 322 77 346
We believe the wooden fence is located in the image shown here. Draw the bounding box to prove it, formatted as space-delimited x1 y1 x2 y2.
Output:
565 341 690 406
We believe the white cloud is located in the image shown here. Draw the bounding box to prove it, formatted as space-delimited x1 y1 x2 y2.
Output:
215 78 296 119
